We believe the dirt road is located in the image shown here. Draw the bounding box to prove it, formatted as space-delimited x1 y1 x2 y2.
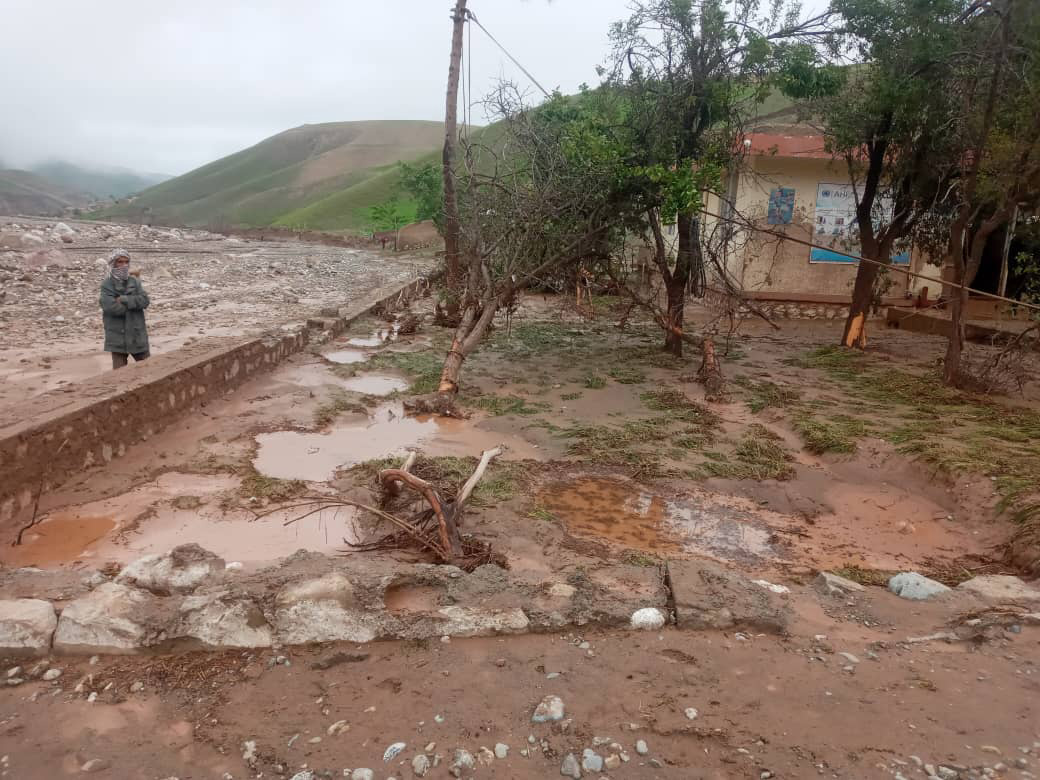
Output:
0 216 434 408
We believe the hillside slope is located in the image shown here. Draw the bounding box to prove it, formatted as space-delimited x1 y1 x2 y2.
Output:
31 161 170 199
99 120 448 231
0 169 92 216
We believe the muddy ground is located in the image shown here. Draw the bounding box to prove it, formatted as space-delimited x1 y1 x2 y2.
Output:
1 291 1039 778
0 216 433 407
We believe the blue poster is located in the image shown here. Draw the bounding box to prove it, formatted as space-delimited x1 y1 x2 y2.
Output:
767 187 795 225
810 182 910 265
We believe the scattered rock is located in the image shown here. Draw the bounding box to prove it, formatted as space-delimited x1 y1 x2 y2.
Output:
630 607 666 630
351 770 374 780
532 695 565 722
411 754 431 777
604 754 621 770
888 572 951 601
494 743 509 759
273 573 380 644
384 742 406 762
477 746 495 765
80 758 110 773
581 749 604 772
0 599 58 654
838 652 860 665
327 720 349 736
449 749 475 777
560 753 582 778
176 589 272 648
116 544 225 595
814 572 866 597
957 575 1040 603
289 772 314 780
635 740 649 755
434 606 530 637
42 668 61 681
684 707 698 720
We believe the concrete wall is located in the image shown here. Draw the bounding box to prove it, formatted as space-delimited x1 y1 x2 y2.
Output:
706 156 929 299
0 274 433 529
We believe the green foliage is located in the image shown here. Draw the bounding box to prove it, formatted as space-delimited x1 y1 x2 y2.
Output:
368 198 409 233
702 424 794 480
397 161 442 226
467 395 550 416
368 350 442 394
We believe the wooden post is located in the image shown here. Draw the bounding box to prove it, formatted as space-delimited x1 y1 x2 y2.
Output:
441 0 468 319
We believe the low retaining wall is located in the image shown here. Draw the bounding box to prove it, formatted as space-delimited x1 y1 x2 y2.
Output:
0 273 434 528
703 288 909 320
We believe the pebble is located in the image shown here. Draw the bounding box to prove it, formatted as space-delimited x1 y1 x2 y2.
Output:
630 607 666 630
838 652 860 665
289 773 314 780
5 667 20 678
130 681 145 693
560 753 581 779
80 759 110 773
532 695 565 722
424 742 436 753
636 739 649 755
383 742 406 762
684 707 699 720
477 747 495 766
761 772 774 779
649 758 663 768
495 658 506 667
327 720 349 736
495 743 509 759
434 714 445 724
411 754 430 777
582 749 604 772
981 746 1002 755
578 641 591 650
350 770 374 780
546 672 561 679
605 754 621 770
450 749 475 775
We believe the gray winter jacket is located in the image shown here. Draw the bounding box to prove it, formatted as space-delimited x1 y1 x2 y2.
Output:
99 275 150 354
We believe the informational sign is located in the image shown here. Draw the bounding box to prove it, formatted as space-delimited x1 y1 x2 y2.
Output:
809 182 910 265
767 187 795 225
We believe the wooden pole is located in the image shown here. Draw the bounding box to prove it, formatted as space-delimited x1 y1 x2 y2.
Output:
441 0 468 318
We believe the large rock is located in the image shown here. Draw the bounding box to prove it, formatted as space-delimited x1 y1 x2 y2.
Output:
0 599 57 654
433 606 529 637
116 544 225 595
956 575 1040 603
888 572 951 601
815 572 866 598
667 559 789 634
54 583 172 653
177 590 272 648
273 573 382 644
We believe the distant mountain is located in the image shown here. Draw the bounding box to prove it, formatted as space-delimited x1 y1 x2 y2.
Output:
98 120 451 232
30 160 170 199
0 169 93 216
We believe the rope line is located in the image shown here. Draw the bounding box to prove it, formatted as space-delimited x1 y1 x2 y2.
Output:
467 11 552 98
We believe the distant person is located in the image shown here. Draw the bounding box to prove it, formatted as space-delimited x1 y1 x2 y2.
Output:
99 249 151 369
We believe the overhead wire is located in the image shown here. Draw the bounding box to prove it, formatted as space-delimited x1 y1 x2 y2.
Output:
466 10 552 99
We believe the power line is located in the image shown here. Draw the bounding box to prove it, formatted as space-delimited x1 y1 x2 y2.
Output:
698 206 1040 314
466 11 552 99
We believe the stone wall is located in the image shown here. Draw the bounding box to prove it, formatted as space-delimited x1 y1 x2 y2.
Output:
0 274 434 529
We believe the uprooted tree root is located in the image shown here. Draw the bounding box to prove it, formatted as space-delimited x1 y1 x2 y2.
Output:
267 447 508 572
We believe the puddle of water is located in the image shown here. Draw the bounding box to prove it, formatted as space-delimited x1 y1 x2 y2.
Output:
539 478 776 562
0 472 360 567
0 515 116 567
254 402 548 482
344 325 398 348
384 584 445 613
324 349 368 364
339 374 408 395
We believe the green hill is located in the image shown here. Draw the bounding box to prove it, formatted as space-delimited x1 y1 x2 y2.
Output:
97 120 451 232
0 169 92 216
30 161 169 199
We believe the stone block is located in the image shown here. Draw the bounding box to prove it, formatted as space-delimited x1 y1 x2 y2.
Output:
0 598 57 653
667 558 789 634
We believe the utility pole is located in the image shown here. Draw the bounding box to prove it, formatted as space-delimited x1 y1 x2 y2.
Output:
441 0 468 321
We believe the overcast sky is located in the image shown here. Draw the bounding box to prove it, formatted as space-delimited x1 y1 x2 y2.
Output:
0 0 642 176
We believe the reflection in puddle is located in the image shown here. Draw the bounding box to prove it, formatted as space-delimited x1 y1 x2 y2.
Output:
340 374 408 395
0 472 359 568
324 349 368 364
254 403 548 482
539 478 776 562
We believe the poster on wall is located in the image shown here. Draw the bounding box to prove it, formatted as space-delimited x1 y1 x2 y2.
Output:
767 187 795 225
809 182 910 265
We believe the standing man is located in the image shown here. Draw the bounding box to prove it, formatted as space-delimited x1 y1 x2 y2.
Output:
99 249 151 369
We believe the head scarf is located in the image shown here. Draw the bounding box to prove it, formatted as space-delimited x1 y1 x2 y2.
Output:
108 249 131 281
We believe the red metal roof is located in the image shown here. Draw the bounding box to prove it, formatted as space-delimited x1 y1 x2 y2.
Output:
745 132 830 159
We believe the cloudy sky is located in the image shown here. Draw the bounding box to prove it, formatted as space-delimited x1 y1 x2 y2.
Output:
0 0 642 176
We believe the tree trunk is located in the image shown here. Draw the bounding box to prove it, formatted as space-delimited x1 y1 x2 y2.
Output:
841 260 881 348
441 0 467 322
664 211 697 357
943 281 968 385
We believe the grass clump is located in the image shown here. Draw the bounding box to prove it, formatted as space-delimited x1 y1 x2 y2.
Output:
583 373 607 389
785 345 867 381
560 391 582 401
702 424 794 480
609 365 647 384
793 412 867 454
831 564 893 587
561 418 672 477
734 376 801 413
314 391 366 427
368 350 443 394
238 469 306 503
467 395 550 416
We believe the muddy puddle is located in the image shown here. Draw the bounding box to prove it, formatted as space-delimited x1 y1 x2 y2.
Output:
345 326 397 348
539 477 778 563
324 349 369 365
276 362 407 396
0 472 358 568
254 402 547 482
339 374 408 395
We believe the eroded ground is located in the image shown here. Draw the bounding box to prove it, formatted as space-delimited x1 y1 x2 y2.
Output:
1 292 1039 779
0 216 434 407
